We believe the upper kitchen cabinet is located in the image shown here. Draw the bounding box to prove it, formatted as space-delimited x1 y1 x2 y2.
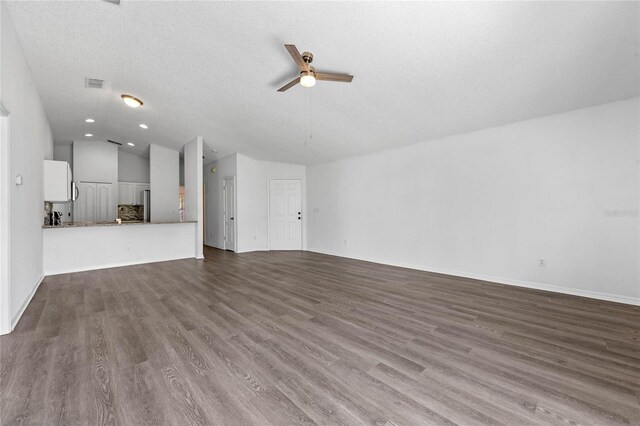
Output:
117 182 150 205
44 160 74 202
118 182 135 205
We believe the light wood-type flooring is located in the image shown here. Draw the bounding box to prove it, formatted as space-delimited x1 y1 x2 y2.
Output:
1 247 639 425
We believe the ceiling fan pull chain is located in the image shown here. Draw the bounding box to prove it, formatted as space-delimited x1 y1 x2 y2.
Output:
309 89 313 143
305 89 313 146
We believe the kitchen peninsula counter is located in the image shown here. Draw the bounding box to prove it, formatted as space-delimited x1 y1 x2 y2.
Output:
43 221 199 274
43 220 196 229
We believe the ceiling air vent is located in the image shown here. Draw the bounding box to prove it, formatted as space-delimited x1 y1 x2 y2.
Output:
85 78 104 89
107 139 123 146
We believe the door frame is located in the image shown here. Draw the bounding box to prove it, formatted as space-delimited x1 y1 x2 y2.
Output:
267 178 304 251
223 176 236 252
0 104 11 335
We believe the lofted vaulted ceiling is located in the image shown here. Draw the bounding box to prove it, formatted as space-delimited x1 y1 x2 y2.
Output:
5 1 639 164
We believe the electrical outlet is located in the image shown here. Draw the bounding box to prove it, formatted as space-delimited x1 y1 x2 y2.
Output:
127 243 132 250
538 258 545 268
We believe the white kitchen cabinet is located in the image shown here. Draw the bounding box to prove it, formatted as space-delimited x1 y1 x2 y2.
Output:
44 160 73 202
134 183 150 205
74 182 95 222
118 182 135 205
96 183 114 222
75 182 114 222
118 181 149 205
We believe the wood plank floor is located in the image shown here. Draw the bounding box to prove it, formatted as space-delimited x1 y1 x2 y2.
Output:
1 247 639 425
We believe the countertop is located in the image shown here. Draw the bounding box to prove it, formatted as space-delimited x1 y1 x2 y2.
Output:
43 220 196 229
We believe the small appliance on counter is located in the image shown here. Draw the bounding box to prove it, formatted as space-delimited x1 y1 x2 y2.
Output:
45 210 63 226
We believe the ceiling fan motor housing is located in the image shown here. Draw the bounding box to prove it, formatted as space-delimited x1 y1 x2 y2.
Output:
301 66 316 78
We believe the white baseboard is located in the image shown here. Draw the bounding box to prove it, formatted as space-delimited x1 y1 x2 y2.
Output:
236 248 269 254
307 248 640 306
7 274 44 333
204 242 224 250
44 256 195 276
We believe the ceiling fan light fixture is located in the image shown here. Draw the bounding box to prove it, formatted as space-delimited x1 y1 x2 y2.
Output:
121 94 143 108
278 45 352 92
300 72 316 88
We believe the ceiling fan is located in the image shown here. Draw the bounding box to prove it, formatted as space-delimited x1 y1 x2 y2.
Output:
277 44 354 92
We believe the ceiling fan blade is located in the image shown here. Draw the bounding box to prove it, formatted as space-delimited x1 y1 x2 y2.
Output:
277 77 301 92
284 44 309 72
316 72 354 83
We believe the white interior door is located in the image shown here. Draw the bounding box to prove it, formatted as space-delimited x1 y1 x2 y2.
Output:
223 177 236 252
269 179 302 250
75 182 97 222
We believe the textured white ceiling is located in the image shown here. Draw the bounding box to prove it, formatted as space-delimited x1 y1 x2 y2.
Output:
6 1 639 164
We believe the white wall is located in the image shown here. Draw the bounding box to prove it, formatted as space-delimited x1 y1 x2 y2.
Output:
184 136 203 259
73 140 118 183
149 144 179 221
43 223 197 275
307 98 640 305
0 2 53 333
236 154 306 253
0 113 10 334
118 149 149 183
53 143 72 166
204 154 237 249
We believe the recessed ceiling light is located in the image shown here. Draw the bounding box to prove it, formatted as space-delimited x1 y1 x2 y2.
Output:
85 133 93 137
85 118 95 123
139 123 148 129
127 142 135 146
121 94 143 108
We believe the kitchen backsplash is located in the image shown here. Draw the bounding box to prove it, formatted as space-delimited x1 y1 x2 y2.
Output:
118 204 144 221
